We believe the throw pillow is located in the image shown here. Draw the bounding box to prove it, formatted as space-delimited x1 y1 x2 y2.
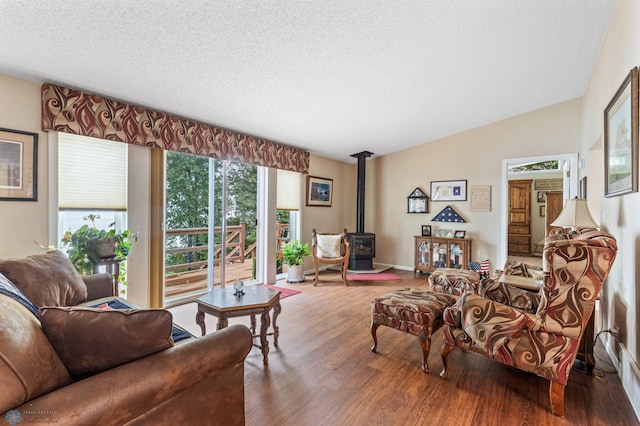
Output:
317 234 342 258
0 250 87 307
39 306 174 379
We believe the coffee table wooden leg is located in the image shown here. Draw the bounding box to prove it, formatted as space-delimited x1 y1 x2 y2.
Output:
260 311 271 364
217 315 228 331
196 311 206 336
272 303 281 347
250 314 257 334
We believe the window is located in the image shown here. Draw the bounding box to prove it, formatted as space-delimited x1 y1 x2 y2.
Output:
57 133 128 241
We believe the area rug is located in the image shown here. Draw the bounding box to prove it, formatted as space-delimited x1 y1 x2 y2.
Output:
260 285 301 299
347 272 401 281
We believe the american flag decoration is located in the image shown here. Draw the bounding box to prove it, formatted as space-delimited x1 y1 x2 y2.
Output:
432 205 466 222
469 260 490 279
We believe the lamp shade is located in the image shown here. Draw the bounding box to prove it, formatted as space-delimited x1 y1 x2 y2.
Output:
550 198 598 229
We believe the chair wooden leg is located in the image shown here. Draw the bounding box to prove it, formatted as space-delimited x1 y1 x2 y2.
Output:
440 342 455 378
418 336 431 373
342 261 349 286
313 258 319 286
370 321 381 352
549 381 565 418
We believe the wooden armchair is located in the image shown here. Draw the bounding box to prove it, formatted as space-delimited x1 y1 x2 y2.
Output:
440 230 617 417
311 228 350 286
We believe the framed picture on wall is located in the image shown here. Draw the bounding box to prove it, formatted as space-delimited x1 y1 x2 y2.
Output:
306 175 333 207
604 66 638 197
421 225 431 236
537 191 546 203
0 127 38 201
430 180 467 201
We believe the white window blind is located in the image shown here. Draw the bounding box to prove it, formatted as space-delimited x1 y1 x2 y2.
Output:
277 169 301 211
58 133 128 210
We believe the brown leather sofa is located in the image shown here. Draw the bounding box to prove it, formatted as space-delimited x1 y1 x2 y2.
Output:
0 250 252 425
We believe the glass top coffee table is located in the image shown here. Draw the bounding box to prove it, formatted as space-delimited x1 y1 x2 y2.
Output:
195 286 281 364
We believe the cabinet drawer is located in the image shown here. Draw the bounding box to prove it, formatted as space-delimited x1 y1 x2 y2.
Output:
509 244 530 254
508 235 530 245
508 226 529 235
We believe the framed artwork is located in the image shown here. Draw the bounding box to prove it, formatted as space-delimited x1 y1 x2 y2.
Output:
407 187 429 213
579 176 587 199
454 230 466 239
0 127 38 201
421 225 431 236
604 66 639 197
306 175 333 207
430 180 467 202
537 191 546 203
540 205 546 217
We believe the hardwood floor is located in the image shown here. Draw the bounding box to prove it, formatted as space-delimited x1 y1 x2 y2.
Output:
170 269 638 426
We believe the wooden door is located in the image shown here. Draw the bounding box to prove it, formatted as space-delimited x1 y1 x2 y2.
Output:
508 179 532 255
545 191 564 236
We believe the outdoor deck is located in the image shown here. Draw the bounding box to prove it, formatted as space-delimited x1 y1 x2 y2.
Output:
165 261 254 298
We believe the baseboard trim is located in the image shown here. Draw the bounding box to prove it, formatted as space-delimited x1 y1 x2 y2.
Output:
603 336 640 422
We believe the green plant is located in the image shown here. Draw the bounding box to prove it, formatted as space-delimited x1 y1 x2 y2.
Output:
281 240 310 266
60 214 131 276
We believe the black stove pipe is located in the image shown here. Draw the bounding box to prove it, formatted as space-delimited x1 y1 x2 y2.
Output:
351 151 373 233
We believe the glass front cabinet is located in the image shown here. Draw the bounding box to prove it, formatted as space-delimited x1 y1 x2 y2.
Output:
414 236 472 274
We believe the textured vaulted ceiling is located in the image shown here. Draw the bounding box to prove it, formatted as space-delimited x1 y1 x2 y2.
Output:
0 1 615 163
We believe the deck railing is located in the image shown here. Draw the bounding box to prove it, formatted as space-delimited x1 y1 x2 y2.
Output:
164 222 288 298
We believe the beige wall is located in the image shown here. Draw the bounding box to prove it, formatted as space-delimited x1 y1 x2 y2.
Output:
371 97 582 270
300 154 355 270
0 75 49 257
581 0 640 410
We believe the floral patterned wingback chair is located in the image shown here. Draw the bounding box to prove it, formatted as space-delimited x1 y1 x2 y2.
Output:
440 230 617 417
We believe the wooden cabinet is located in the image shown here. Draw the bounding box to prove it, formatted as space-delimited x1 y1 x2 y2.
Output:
508 179 532 255
414 236 472 274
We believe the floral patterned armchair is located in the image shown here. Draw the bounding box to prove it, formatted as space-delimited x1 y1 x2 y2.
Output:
440 230 617 417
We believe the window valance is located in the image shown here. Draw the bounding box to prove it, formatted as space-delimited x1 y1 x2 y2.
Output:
41 83 309 174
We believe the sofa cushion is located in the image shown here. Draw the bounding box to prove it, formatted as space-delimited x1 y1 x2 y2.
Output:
0 250 87 307
0 296 73 414
39 306 174 378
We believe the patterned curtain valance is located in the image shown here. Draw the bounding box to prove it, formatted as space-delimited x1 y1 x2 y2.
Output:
41 83 309 173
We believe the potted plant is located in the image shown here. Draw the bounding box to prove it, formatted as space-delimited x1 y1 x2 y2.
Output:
281 240 310 283
60 214 132 290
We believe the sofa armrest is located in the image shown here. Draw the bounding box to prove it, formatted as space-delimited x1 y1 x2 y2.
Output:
13 324 253 425
82 273 115 301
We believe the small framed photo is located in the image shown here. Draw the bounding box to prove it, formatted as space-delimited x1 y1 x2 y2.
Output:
431 180 467 202
306 175 333 207
454 230 466 239
537 191 546 203
421 225 431 236
540 205 546 217
0 127 38 201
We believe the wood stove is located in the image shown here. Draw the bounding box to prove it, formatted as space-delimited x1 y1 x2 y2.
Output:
347 151 375 271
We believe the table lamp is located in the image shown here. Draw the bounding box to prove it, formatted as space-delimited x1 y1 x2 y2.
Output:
550 198 598 232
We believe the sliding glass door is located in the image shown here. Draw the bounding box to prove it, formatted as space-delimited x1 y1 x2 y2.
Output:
164 152 258 303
